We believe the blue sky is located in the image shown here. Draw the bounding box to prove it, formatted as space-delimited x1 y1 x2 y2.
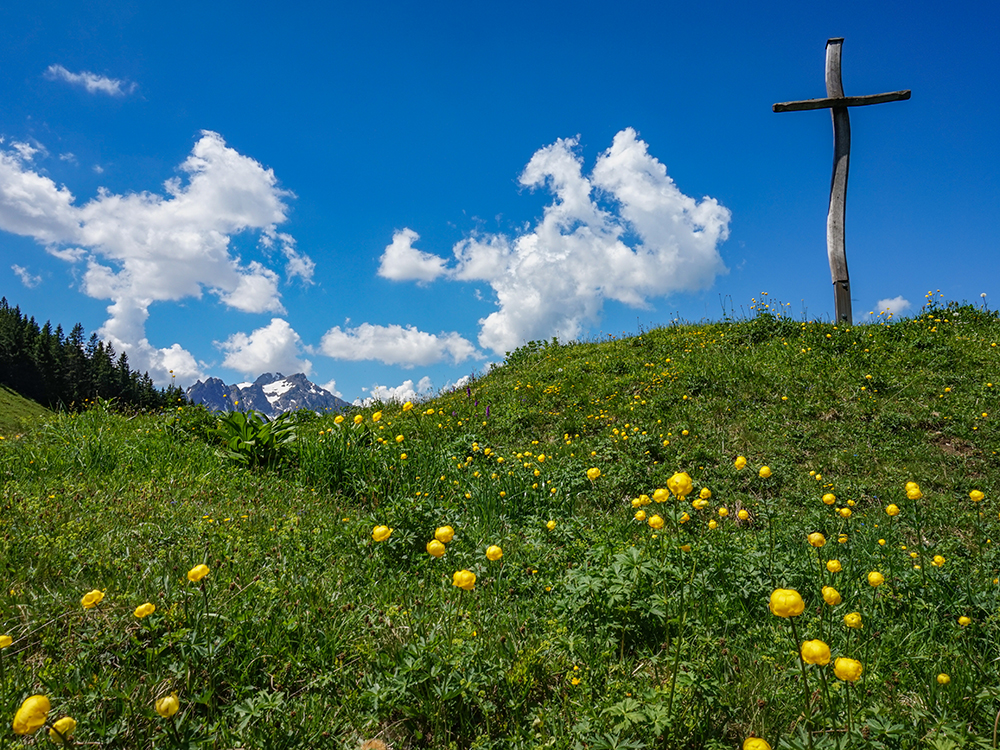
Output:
1 0 997 403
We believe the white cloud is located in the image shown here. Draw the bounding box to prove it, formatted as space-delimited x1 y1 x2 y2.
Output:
319 322 480 367
0 131 304 385
875 296 911 315
44 64 136 96
218 318 312 377
319 379 343 398
59 153 77 164
378 228 448 283
378 128 730 354
359 376 435 405
11 265 41 288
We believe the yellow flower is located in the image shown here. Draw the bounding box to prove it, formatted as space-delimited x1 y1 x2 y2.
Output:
937 673 950 685
395 434 404 443
837 533 848 543
822 493 836 505
546 520 556 531
970 490 985 502
48 716 76 744
0 634 12 648
333 414 345 424
452 570 476 591
187 564 210 582
932 555 945 567
769 588 805 618
652 488 669 503
844 611 863 629
426 540 446 558
354 414 364 425
402 401 414 411
680 512 690 524
372 526 392 542
679 544 691 552
699 487 712 500
807 532 826 548
958 616 971 627
486 545 503 561
372 411 382 422
425 407 435 415
718 507 729 517
737 509 750 521
667 472 693 499
801 639 831 665
822 586 842 606
907 486 922 500
155 692 179 718
886 504 900 516
134 603 156 618
692 498 708 510
648 515 664 530
81 589 105 609
634 510 647 522
435 526 455 543
867 571 885 587
743 739 771 750
838 507 852 518
734 456 747 470
708 519 718 529
758 466 772 479
834 657 863 682
826 560 841 573
586 467 601 481
12 695 50 735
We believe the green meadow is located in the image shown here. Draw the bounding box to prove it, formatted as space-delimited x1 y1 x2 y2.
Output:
1 297 999 749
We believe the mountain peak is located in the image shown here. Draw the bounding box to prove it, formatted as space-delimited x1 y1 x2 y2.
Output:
186 373 348 417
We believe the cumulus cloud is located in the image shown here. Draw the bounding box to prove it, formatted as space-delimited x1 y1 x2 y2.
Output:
874 296 911 315
319 379 343 398
378 228 447 283
11 265 41 288
319 322 480 367
218 318 312 377
0 131 313 385
45 64 136 96
359 376 435 405
378 128 730 354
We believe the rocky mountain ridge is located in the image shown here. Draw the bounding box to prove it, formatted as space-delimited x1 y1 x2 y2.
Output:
186 373 349 417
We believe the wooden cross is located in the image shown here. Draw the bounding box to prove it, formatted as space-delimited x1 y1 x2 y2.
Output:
774 38 910 325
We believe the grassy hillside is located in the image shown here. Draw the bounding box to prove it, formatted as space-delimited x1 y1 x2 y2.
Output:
0 385 50 436
0 299 998 750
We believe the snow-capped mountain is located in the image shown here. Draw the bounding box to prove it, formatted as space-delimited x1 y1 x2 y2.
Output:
186 373 350 417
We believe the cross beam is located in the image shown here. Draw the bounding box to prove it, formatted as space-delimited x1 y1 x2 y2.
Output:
774 38 910 325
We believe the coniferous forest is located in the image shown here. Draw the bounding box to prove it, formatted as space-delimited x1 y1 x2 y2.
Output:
0 297 186 411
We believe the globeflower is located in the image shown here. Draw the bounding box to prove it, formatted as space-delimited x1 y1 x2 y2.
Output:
822 586 842 606
667 472 693 499
826 559 842 573
838 507 852 519
426 540 446 558
834 657 863 682
81 589 104 609
718 507 729 517
652 488 669 503
937 673 950 685
187 564 210 582
958 616 971 627
738 509 750 521
155 692 179 718
648 515 664 530
758 466 772 479
333 415 345 424
708 519 718 530
0 634 12 648
372 526 392 542
13 695 50 735
452 570 476 591
801 639 831 665
372 411 382 422
546 520 556 531
402 401 413 411
844 611 863 629
769 588 805 618
699 487 712 500
692 498 708 510
734 456 747 470
886 504 900 516
134 603 156 618
932 555 945 567
822 493 836 505
354 414 363 425
970 490 985 502
435 526 455 544
868 571 885 587
586 467 601 481
906 484 922 500
807 532 826 547
486 545 503 561
634 510 646 522
48 716 76 745
743 739 771 750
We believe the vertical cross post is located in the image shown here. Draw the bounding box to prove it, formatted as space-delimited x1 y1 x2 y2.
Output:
774 38 910 325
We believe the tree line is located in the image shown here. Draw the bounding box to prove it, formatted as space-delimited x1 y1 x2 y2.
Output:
0 298 186 411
